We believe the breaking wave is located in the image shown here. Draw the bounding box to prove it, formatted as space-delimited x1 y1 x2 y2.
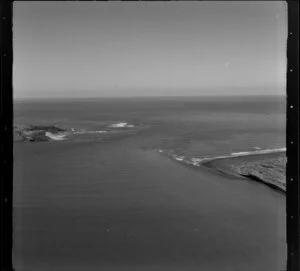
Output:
45 132 67 141
231 148 286 157
155 147 286 167
109 122 134 128
73 130 107 134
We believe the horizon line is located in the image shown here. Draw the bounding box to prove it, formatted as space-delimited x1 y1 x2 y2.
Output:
13 93 286 102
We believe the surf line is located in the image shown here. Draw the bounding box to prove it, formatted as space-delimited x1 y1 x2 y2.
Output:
155 147 286 166
191 147 286 164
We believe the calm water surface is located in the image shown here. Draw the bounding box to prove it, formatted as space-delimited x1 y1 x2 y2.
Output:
13 96 286 271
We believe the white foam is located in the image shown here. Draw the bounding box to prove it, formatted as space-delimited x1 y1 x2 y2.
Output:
45 132 67 140
110 122 127 128
193 147 286 164
73 130 107 134
94 130 107 134
231 148 286 157
167 147 286 167
109 122 134 128
174 156 185 161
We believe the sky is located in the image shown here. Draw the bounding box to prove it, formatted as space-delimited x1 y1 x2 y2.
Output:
13 1 287 98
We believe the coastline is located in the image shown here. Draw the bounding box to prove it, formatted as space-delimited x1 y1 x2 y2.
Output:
14 123 286 193
155 148 286 193
13 122 135 143
201 151 286 193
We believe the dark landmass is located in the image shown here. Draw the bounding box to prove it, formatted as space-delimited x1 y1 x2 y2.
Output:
25 125 65 133
202 152 286 192
13 122 137 143
13 125 67 142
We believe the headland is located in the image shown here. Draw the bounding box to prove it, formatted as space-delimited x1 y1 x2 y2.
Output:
202 151 286 192
13 125 67 142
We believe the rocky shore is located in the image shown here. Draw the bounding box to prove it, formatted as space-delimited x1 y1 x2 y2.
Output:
202 152 286 192
13 125 67 142
13 122 137 143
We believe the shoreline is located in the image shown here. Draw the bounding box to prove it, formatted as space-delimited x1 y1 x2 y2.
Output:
13 122 136 143
155 148 286 193
201 151 286 193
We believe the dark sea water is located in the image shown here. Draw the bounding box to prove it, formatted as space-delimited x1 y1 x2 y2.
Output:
13 96 286 271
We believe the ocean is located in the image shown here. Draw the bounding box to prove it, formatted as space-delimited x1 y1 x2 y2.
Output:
13 96 286 271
